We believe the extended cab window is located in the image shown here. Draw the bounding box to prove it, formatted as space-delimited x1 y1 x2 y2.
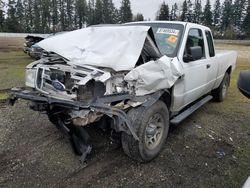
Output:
183 28 205 62
205 30 215 57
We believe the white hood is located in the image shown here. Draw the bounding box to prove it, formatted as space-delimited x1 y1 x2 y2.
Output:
38 26 151 71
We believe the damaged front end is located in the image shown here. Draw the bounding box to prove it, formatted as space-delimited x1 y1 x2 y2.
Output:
10 25 183 161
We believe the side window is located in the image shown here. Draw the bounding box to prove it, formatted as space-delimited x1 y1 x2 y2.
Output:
183 28 205 62
205 30 215 57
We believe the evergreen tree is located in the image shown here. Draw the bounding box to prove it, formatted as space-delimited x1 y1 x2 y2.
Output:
51 0 59 32
87 0 95 25
5 0 18 32
15 0 24 32
243 1 250 36
23 0 34 32
102 0 117 24
203 0 213 27
213 0 222 29
181 0 188 21
233 0 247 33
66 0 74 30
94 0 103 24
157 2 169 20
0 3 5 31
221 0 233 32
59 0 66 30
41 0 51 33
75 0 87 28
193 0 202 23
120 0 132 23
33 0 41 32
186 0 193 22
134 13 144 21
112 7 120 24
170 3 178 21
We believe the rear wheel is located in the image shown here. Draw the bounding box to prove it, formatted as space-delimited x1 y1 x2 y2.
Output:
121 101 169 162
212 73 230 102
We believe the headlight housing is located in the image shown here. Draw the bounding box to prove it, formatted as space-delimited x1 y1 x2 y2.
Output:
25 68 36 88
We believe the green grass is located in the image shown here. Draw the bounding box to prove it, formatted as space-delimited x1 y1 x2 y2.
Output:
0 92 8 101
0 51 33 90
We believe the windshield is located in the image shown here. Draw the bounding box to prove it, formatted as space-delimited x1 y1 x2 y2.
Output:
128 23 184 57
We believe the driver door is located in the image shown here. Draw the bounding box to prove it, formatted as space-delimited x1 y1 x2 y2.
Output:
172 27 210 112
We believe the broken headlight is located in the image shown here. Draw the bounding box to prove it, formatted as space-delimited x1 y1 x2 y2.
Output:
77 80 105 102
25 68 36 88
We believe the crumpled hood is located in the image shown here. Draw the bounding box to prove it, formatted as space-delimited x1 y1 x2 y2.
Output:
37 26 151 72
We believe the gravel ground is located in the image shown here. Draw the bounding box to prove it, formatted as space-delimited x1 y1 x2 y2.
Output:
0 98 249 188
0 41 249 188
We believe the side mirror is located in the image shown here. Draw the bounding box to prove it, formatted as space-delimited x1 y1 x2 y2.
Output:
190 46 203 61
238 71 250 99
183 46 203 62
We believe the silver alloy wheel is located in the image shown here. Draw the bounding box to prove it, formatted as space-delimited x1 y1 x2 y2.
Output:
144 113 164 150
222 82 228 99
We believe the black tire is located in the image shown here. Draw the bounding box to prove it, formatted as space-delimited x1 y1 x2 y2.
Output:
121 101 169 163
70 126 90 156
212 73 230 102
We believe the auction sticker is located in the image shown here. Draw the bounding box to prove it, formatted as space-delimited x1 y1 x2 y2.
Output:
157 28 180 36
167 35 178 43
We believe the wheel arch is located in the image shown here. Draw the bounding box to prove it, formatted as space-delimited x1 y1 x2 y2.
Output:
226 66 232 75
159 90 172 110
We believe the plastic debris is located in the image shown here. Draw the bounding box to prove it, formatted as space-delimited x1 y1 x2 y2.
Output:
216 150 226 158
195 125 202 129
208 134 215 140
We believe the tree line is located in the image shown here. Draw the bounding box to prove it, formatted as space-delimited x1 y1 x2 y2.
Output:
0 0 249 39
0 0 138 33
156 0 250 39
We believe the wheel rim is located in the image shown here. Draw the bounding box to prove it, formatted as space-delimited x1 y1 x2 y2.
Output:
222 81 228 99
144 113 164 150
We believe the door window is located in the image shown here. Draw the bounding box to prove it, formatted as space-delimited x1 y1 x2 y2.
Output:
183 28 205 62
205 30 215 57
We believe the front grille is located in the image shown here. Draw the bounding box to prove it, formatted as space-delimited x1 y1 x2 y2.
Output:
35 64 107 100
36 67 69 94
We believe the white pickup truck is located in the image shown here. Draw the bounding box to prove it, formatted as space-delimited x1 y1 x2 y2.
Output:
10 21 237 162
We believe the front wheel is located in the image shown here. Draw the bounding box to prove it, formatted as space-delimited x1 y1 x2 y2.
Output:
212 73 230 102
121 101 169 162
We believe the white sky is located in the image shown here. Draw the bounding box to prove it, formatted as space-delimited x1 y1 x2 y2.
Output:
113 0 217 20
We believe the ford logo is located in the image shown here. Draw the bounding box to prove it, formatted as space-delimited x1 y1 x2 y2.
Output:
52 80 65 91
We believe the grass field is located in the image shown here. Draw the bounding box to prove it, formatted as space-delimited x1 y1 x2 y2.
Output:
0 36 33 99
0 37 249 187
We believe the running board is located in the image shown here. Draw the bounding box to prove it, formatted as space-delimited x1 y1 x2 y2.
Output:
170 95 213 125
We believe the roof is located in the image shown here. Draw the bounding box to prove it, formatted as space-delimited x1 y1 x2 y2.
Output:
126 21 211 31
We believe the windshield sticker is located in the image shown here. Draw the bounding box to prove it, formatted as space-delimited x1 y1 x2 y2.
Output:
157 28 180 36
167 35 178 43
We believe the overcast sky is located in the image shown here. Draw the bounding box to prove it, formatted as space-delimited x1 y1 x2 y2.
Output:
113 0 217 20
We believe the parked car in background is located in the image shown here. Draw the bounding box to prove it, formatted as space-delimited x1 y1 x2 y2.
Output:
10 21 237 162
29 44 45 60
24 32 67 60
23 35 45 54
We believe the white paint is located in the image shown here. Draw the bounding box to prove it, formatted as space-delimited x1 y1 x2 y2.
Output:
37 26 151 71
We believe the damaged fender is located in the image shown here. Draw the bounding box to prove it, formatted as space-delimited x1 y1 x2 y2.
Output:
125 56 184 96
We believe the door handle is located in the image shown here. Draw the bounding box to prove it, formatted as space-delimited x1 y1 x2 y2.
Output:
206 64 211 69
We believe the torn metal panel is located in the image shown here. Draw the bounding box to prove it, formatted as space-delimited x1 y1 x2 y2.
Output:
124 56 184 96
37 26 151 71
72 111 103 127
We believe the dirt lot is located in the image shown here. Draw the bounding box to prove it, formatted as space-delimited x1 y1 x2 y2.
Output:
0 38 249 188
